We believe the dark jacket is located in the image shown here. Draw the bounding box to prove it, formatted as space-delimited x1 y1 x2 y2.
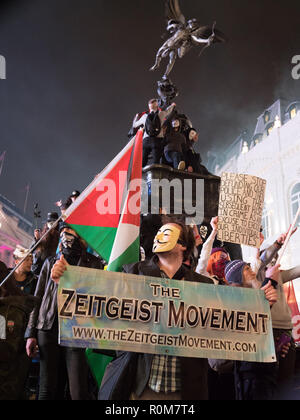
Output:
0 295 39 400
26 251 103 339
0 262 24 298
11 271 38 296
99 256 213 401
164 131 186 154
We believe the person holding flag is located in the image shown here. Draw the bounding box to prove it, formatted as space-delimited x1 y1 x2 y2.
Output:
26 130 144 399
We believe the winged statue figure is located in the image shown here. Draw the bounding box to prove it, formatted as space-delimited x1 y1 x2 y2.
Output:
150 0 227 79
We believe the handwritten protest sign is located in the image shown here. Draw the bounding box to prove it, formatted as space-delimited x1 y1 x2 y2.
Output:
217 172 266 248
58 266 276 363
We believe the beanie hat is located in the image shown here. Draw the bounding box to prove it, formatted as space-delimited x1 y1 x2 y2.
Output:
47 212 59 223
59 221 71 233
211 247 228 256
225 260 248 285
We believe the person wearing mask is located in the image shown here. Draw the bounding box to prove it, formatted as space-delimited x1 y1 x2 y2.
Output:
96 219 214 401
25 223 103 400
12 246 37 295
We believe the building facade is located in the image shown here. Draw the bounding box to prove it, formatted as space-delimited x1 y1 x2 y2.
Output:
214 99 300 266
214 99 300 340
0 194 33 268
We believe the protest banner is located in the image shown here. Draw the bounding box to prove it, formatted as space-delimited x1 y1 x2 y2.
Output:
58 266 276 363
217 172 266 248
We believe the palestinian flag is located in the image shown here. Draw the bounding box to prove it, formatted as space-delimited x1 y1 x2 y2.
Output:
64 129 143 271
64 130 143 388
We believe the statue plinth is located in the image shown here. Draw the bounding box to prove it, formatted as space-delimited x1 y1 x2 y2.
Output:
157 78 179 110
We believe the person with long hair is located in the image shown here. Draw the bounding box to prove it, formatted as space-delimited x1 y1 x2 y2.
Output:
31 213 60 277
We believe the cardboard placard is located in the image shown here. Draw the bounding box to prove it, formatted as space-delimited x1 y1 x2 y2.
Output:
217 173 266 248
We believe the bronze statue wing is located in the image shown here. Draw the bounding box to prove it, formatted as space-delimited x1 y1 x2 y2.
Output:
165 0 186 25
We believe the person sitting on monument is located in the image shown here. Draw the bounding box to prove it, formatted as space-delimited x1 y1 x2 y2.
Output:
195 217 230 285
131 98 176 167
164 117 186 170
97 218 214 401
184 128 212 175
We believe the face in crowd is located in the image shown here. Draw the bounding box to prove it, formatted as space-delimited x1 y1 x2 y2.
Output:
153 223 185 254
15 255 33 275
189 129 199 142
148 99 159 113
171 119 180 129
242 264 258 288
60 228 80 250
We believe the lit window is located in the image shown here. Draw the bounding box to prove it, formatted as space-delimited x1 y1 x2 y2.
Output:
291 183 300 226
253 134 262 145
262 206 271 239
264 111 270 124
290 107 297 119
274 115 281 128
267 123 274 136
241 141 249 154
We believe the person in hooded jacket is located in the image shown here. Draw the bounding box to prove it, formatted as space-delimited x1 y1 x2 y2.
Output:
25 223 103 400
183 128 212 175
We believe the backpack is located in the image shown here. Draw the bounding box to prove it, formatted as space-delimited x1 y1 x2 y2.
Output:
0 296 38 363
145 112 161 137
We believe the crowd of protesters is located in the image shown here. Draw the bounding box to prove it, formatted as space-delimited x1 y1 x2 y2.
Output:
0 100 299 400
0 190 300 400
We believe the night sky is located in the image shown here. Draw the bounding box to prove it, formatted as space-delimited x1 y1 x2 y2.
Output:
0 0 299 223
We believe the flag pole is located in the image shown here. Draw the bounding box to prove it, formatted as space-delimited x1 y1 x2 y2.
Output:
0 215 63 289
277 206 300 265
0 151 6 177
24 183 30 214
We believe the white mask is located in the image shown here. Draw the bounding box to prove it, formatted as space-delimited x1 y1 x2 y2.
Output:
152 224 181 253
